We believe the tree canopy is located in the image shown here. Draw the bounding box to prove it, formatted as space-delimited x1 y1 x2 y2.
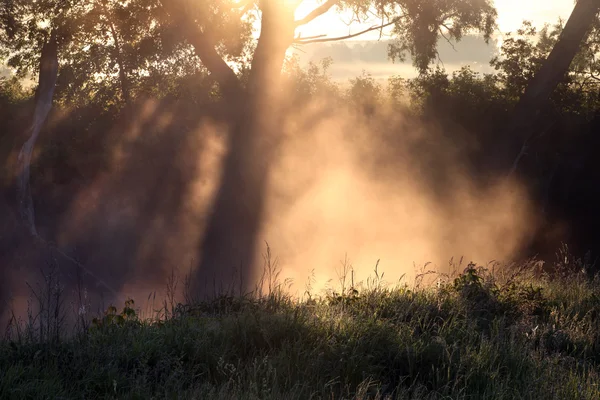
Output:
0 0 498 106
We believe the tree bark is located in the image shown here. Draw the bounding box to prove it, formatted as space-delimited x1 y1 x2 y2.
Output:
16 32 59 236
191 1 296 298
506 0 600 176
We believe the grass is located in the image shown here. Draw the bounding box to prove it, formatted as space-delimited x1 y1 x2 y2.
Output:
3 248 600 399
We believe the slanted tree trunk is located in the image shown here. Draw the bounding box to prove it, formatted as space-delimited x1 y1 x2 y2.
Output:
506 0 600 176
191 2 296 298
16 32 59 236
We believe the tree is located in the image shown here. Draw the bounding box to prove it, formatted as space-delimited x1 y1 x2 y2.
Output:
0 0 254 107
490 21 551 102
160 0 497 297
504 0 600 176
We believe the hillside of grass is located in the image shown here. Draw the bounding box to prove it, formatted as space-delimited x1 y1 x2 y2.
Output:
3 255 600 400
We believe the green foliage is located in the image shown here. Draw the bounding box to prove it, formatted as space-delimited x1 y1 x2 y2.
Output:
490 21 547 101
347 71 383 114
490 19 600 114
0 75 31 104
387 74 409 106
91 299 140 331
283 55 340 101
404 65 510 139
0 0 255 107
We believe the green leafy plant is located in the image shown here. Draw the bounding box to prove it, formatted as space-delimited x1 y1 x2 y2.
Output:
91 299 139 330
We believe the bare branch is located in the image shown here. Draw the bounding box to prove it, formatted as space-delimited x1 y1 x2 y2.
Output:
378 8 391 40
295 33 328 41
438 26 457 52
295 0 340 27
294 17 402 44
572 68 600 81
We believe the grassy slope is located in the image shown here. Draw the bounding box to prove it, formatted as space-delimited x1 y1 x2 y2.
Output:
3 260 600 400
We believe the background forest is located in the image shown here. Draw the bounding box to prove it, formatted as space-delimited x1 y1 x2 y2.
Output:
3 1 600 398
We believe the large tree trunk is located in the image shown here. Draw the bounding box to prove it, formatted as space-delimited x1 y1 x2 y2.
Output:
506 0 600 176
16 32 59 236
191 2 296 299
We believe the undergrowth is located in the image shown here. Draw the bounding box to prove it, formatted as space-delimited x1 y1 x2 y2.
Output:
3 249 600 399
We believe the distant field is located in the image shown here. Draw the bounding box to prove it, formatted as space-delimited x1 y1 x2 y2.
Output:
292 35 499 82
322 61 494 83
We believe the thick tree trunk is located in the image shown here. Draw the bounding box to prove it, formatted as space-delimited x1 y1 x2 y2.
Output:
191 2 296 299
506 0 600 176
16 33 59 236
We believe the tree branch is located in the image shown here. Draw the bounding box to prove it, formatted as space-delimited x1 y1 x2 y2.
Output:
293 17 401 44
438 25 457 52
295 0 340 27
161 0 243 99
163 1 242 98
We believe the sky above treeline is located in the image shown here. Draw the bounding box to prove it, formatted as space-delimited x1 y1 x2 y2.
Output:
295 0 575 40
292 0 576 81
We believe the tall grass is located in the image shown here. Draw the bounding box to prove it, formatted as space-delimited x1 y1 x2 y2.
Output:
3 248 600 399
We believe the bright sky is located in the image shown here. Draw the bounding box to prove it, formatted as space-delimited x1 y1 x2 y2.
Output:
294 0 576 40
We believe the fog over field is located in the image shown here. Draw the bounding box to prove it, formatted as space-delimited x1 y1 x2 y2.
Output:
293 34 500 81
